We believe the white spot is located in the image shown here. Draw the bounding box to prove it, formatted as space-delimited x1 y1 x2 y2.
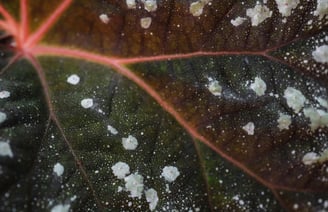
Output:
99 14 110 24
0 90 10 99
66 74 80 85
250 77 267 96
207 78 222 96
145 188 159 211
51 204 70 212
302 149 328 165
246 4 273 26
0 112 7 124
53 163 64 177
107 125 118 135
275 0 300 17
242 122 255 135
126 0 137 9
316 97 328 109
0 140 13 158
230 16 247 26
122 135 138 150
303 107 328 131
81 98 93 109
124 173 144 198
277 113 292 130
312 45 328 64
142 0 158 12
314 0 328 20
189 1 205 17
283 87 306 113
140 17 152 29
111 162 130 179
161 166 180 182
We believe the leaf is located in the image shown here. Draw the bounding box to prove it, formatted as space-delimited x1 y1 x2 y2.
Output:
0 0 328 211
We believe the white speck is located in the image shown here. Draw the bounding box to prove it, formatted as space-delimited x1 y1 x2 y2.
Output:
303 107 328 131
0 112 7 124
316 97 328 109
67 74 80 85
99 14 110 24
302 152 319 165
207 78 222 96
0 90 10 99
312 45 328 64
140 17 152 29
189 1 205 17
53 163 64 177
314 0 328 20
293 204 299 210
111 162 130 179
81 98 93 109
124 173 144 198
126 0 136 9
277 113 292 130
246 4 273 26
242 122 255 135
122 135 138 150
142 0 158 12
118 186 123 192
275 0 300 17
165 183 171 193
0 140 13 158
51 204 70 212
283 87 306 113
250 77 267 96
161 166 180 182
145 188 159 211
230 16 247 26
107 125 118 135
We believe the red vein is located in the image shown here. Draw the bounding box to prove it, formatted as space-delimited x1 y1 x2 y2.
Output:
24 0 72 49
20 0 29 43
0 4 18 35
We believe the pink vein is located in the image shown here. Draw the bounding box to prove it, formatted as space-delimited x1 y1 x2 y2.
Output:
20 0 29 43
0 4 18 35
24 0 72 49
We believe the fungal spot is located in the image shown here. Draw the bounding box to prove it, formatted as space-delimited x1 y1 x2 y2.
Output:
0 112 7 124
314 0 328 20
142 0 158 12
99 14 110 24
0 140 13 158
66 74 80 85
122 135 138 150
140 17 152 29
161 166 180 182
189 0 211 17
230 16 247 26
246 3 272 26
312 45 328 64
111 162 130 179
250 77 267 96
302 149 328 165
50 204 70 212
277 113 292 131
107 124 118 135
145 188 159 211
81 98 93 109
275 0 300 17
283 87 306 113
242 122 255 135
124 173 144 198
303 107 328 131
207 77 222 96
53 162 64 177
126 0 137 9
0 90 10 99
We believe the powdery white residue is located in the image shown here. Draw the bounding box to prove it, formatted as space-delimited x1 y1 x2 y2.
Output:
145 188 159 211
316 97 328 109
124 173 144 198
314 0 328 20
302 149 328 165
275 0 300 17
140 17 152 29
277 113 292 131
142 0 158 12
230 16 247 26
207 78 222 96
107 125 118 135
303 107 328 131
81 98 93 109
111 162 130 179
0 112 7 124
250 77 267 96
0 90 10 99
161 166 180 182
246 4 273 26
126 0 136 9
99 14 110 24
312 45 328 64
242 122 255 135
283 87 306 113
0 140 13 158
51 204 70 212
189 0 211 17
53 163 64 177
122 135 138 150
67 74 80 85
